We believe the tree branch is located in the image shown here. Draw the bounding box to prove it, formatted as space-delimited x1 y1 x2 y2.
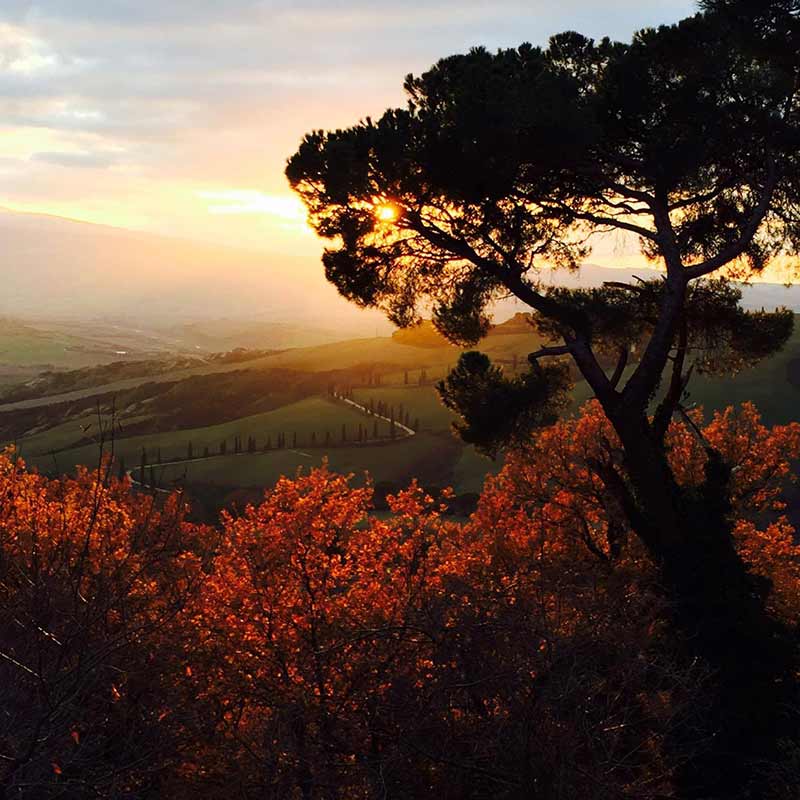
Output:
619 273 687 412
405 214 620 407
609 347 629 389
528 345 570 361
684 160 778 279
652 314 689 443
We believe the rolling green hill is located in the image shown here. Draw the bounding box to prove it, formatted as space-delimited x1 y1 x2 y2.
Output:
5 317 800 511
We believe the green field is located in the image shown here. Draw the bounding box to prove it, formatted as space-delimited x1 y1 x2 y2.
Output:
8 318 800 505
25 397 382 474
567 326 800 427
680 338 800 426
352 384 455 432
153 431 460 489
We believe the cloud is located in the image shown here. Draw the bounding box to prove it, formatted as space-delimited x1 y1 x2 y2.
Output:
0 0 698 249
198 189 304 218
31 149 115 168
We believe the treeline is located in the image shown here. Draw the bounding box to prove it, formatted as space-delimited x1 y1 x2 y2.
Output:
330 386 418 432
2 402 799 798
120 413 421 487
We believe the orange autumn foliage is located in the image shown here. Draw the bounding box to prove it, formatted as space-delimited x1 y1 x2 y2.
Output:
497 401 800 600
0 452 216 798
1 401 799 798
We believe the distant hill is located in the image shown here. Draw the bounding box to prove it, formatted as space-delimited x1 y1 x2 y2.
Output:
391 321 455 349
0 208 390 335
157 319 350 352
391 314 539 348
489 312 535 335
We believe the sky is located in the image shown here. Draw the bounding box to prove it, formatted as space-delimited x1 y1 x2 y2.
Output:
1 1 699 277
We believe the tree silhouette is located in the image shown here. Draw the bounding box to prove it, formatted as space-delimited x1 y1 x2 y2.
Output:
287 4 800 793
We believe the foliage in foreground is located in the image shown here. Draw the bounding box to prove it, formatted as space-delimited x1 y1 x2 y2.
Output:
1 402 799 799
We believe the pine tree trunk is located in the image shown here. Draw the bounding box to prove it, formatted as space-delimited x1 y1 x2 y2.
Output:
613 418 795 799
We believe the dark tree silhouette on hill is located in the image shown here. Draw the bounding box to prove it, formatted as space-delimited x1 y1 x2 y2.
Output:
288 3 800 796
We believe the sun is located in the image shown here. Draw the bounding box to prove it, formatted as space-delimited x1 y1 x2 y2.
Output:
375 202 399 222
